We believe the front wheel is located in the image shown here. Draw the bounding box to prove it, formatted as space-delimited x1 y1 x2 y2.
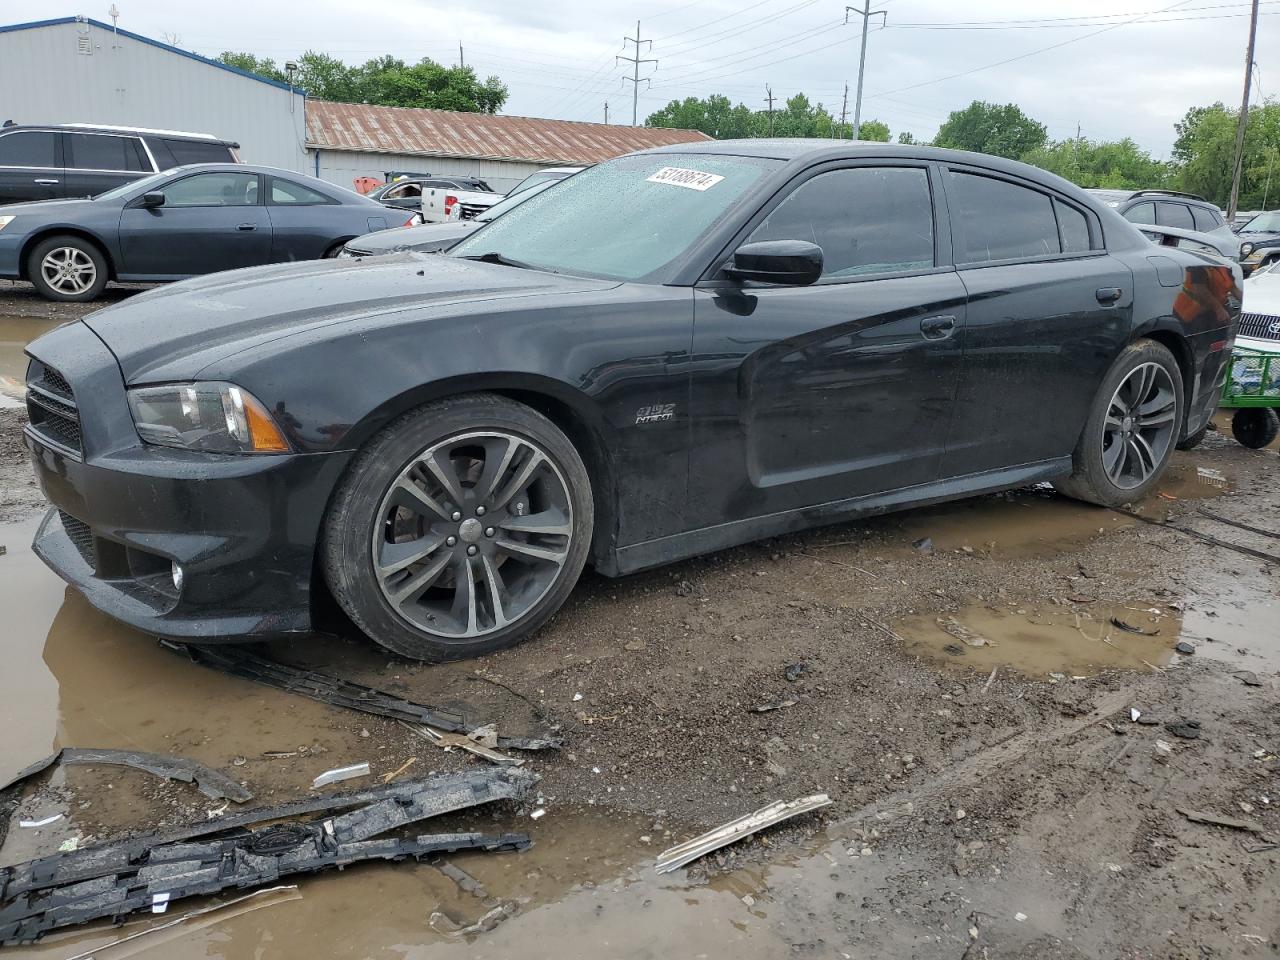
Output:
322 394 593 661
1230 408 1279 449
1054 339 1184 507
27 234 109 302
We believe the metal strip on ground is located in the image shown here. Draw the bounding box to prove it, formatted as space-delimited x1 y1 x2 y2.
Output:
166 642 561 751
654 794 832 874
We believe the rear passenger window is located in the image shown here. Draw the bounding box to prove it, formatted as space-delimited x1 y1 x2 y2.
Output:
1191 206 1220 231
67 133 146 171
747 166 934 278
1055 200 1091 253
269 177 333 205
947 171 1059 263
1123 202 1155 225
0 131 58 167
161 139 235 165
1156 202 1195 230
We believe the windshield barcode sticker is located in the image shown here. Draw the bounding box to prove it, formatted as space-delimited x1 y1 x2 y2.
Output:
646 167 725 191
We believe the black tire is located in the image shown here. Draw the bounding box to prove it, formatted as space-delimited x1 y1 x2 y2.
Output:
323 241 347 259
1176 423 1209 450
1054 339 1184 507
26 234 109 302
322 394 593 661
1230 408 1279 449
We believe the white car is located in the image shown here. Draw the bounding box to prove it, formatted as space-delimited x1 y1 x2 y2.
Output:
1240 260 1280 351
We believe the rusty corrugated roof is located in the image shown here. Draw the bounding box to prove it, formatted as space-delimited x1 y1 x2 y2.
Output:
305 100 713 165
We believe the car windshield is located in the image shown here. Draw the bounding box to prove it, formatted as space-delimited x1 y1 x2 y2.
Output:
1243 211 1280 232
506 171 568 198
475 178 563 222
93 169 174 201
449 153 780 281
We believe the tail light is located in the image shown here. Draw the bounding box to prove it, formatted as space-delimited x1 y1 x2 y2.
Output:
444 194 458 218
403 217 416 228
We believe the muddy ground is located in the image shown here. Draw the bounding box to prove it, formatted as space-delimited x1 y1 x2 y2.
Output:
0 283 1277 959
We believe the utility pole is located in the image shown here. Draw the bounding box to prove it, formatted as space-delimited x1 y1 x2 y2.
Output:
764 85 776 136
618 21 657 126
459 42 465 68
839 83 849 139
604 101 610 124
1227 0 1260 220
845 2 887 140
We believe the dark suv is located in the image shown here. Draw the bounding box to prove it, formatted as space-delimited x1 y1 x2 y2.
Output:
1088 189 1239 252
0 124 240 203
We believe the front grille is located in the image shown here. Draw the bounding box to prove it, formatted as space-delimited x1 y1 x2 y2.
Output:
1238 312 1280 341
25 360 82 455
459 203 488 220
59 510 96 569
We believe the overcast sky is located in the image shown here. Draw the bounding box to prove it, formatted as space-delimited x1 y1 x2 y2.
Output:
4 0 1276 156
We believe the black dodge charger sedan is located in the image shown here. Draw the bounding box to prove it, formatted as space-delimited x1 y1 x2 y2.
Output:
23 141 1239 661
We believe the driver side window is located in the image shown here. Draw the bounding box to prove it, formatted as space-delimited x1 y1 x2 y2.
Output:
163 172 260 207
747 166 935 279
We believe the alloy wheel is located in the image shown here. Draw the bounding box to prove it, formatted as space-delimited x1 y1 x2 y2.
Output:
1101 361 1178 490
40 247 97 295
371 430 573 640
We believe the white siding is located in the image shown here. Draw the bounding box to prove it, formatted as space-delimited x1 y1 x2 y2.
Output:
313 149 542 194
0 20 306 171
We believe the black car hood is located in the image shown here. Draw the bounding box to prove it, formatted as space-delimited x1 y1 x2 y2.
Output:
349 221 478 255
82 254 618 383
1240 230 1280 248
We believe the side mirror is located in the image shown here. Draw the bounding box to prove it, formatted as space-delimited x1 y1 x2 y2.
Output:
725 239 823 286
139 191 166 208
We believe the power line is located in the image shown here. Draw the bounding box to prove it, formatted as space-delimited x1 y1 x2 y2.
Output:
868 0 1200 99
885 0 1271 29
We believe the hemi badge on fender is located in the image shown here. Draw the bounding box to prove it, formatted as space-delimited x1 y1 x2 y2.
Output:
1209 339 1232 353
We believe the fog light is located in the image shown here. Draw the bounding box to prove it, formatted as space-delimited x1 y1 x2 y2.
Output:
171 562 185 593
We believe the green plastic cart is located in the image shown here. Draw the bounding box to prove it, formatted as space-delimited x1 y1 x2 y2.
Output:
1221 346 1280 448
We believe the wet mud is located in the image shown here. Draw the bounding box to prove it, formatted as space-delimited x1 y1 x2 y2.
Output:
1 291 1278 958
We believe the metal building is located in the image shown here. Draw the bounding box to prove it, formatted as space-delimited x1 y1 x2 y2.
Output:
306 101 713 194
0 16 307 171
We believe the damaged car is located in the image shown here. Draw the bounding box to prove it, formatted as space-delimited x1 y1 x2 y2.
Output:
23 141 1239 661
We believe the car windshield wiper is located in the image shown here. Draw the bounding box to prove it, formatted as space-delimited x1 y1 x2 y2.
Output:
459 251 538 270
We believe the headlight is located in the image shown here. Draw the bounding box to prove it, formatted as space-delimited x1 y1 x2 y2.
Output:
0 216 15 232
128 382 289 453
1241 242 1254 257
1245 248 1266 263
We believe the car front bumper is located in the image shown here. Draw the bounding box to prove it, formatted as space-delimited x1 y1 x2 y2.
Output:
24 320 352 641
0 231 24 279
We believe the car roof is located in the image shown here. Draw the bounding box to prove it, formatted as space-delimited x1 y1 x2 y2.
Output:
1086 187 1217 210
636 139 1105 205
0 122 238 146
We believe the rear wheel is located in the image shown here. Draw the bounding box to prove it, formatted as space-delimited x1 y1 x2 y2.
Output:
27 234 109 302
322 394 593 661
1054 339 1183 507
1230 408 1279 449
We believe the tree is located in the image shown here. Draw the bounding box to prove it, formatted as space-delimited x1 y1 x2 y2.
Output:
935 101 1047 160
857 119 890 142
217 51 286 83
1022 137 1171 191
222 49 507 113
897 131 917 145
1172 100 1280 207
646 92 884 140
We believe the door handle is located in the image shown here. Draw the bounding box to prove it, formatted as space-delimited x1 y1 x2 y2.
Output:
919 315 957 340
1095 286 1123 305
236 223 257 231
33 178 59 184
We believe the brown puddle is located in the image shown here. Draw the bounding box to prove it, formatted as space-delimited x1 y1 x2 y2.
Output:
895 600 1181 679
0 315 61 387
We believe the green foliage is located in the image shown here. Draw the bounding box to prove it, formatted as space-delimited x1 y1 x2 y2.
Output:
935 101 1047 160
1172 101 1280 207
1022 137 1171 191
645 92 887 141
217 50 507 113
217 51 286 83
897 131 917 145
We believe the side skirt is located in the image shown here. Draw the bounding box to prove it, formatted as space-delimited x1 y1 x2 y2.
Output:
604 458 1073 576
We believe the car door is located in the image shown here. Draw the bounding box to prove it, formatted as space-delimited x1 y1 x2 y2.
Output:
63 132 151 198
937 166 1133 477
117 170 271 278
377 181 423 212
689 161 968 521
266 175 380 261
0 130 63 202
